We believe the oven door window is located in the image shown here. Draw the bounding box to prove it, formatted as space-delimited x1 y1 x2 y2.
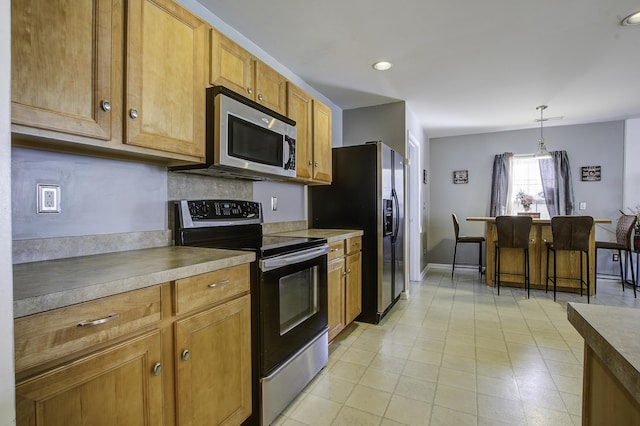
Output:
260 255 327 375
279 266 319 335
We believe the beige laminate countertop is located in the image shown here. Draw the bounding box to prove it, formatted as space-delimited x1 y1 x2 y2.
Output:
467 216 611 224
268 228 363 243
567 302 640 404
13 246 255 318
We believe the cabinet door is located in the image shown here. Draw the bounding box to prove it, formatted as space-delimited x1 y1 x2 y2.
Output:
11 0 114 140
327 258 346 342
312 100 333 183
210 28 254 99
287 83 313 180
125 0 207 158
16 331 163 426
175 294 252 426
255 61 287 115
345 252 362 324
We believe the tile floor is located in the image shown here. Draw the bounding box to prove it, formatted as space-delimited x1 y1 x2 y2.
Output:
273 267 640 426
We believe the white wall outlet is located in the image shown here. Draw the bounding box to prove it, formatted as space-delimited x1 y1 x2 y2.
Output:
271 196 278 211
579 201 587 210
37 184 60 213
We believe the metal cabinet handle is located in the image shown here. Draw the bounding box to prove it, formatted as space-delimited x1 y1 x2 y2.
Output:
208 279 230 288
129 108 139 119
77 313 119 327
247 88 253 95
347 269 351 273
308 161 313 165
182 349 191 361
315 162 319 167
258 94 263 101
152 362 162 376
100 100 111 112
330 248 340 252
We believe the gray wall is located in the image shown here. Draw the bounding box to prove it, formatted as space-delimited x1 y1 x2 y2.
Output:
343 102 406 155
0 0 15 421
624 118 640 211
12 148 167 239
429 121 624 274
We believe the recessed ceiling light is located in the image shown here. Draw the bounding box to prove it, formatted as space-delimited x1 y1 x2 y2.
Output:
372 61 393 71
621 10 640 25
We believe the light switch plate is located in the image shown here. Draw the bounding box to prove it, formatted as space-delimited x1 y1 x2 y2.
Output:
37 184 60 213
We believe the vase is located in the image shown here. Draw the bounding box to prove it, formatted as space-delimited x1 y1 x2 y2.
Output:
523 205 530 212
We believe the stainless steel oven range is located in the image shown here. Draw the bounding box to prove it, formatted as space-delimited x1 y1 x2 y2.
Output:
174 199 329 425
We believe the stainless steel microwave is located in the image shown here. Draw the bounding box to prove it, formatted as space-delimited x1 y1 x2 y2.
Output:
170 86 296 180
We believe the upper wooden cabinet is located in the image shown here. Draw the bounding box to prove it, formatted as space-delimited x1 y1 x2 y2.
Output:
287 83 332 184
11 0 114 141
287 84 313 180
211 28 287 115
312 99 333 183
11 0 208 163
124 0 208 158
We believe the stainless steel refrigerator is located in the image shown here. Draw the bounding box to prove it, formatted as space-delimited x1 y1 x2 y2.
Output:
309 141 404 324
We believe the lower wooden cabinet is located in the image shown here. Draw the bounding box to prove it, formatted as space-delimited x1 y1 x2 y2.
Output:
174 294 252 425
327 236 362 342
16 330 163 426
345 251 362 324
327 257 346 341
15 263 253 426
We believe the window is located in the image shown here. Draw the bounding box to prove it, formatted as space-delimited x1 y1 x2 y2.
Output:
509 156 549 218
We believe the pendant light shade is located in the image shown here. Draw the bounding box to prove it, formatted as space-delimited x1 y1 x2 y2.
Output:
534 105 552 159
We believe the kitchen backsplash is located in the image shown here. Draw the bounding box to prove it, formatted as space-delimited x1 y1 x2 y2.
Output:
12 149 309 263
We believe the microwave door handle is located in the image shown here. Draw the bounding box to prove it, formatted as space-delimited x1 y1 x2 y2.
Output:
283 136 290 167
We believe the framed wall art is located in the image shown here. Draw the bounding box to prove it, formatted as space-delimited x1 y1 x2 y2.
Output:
581 166 601 181
453 170 468 184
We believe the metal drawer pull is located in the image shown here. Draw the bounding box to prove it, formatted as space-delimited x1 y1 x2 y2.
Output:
208 279 230 288
77 313 120 327
152 363 162 376
330 248 340 252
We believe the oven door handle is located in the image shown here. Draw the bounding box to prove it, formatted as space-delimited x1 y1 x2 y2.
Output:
259 245 328 272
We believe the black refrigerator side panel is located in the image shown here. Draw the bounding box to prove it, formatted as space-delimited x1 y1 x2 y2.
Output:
309 144 380 323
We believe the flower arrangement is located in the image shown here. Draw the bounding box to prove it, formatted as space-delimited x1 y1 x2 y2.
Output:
516 191 534 210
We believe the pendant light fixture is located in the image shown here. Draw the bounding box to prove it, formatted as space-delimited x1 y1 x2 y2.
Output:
534 105 552 159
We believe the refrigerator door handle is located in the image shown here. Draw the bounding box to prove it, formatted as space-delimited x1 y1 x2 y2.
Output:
391 189 400 243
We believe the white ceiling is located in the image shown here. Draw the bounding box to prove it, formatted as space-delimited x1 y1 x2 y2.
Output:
197 0 640 138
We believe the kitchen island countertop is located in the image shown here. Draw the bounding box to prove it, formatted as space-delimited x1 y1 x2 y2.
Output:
567 302 640 405
13 246 255 318
268 228 363 243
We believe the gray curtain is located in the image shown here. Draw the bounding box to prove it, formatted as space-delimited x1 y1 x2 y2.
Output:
539 150 575 216
489 153 511 216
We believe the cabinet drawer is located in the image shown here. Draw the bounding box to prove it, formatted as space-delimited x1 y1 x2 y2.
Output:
328 241 345 261
14 286 161 372
347 236 362 254
173 264 249 314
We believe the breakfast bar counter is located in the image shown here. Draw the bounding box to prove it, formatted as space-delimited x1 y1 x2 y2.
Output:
468 217 611 295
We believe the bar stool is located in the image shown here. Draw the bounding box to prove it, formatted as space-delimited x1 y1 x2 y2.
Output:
546 216 594 303
451 213 485 278
595 214 636 298
494 216 532 297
